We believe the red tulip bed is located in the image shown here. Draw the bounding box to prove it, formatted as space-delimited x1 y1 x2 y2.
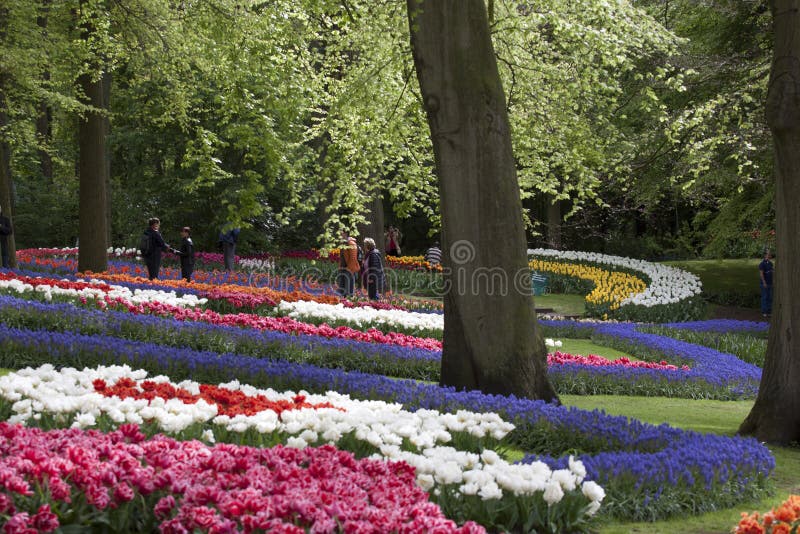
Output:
0 422 482 533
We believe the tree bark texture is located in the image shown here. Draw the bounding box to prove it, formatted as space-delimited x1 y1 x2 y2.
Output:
356 192 385 253
0 6 17 268
407 0 557 401
37 0 53 182
546 193 562 250
76 0 110 273
739 0 800 444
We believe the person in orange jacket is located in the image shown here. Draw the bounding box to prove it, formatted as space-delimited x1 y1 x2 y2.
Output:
338 235 361 296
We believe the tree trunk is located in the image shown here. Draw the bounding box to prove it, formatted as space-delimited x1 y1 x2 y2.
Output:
546 193 562 249
356 192 385 253
103 70 112 246
407 0 557 401
739 0 800 445
0 5 17 268
36 0 53 182
76 0 109 273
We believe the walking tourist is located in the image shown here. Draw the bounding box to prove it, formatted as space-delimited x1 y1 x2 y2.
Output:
759 249 774 318
363 237 385 300
140 217 170 280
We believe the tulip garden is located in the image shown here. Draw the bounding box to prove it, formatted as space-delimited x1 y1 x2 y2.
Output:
0 246 781 532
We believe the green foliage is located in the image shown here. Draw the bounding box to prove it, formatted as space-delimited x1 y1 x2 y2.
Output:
601 295 707 324
699 182 775 259
3 0 773 257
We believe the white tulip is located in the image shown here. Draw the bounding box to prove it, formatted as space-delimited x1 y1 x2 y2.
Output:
543 480 565 505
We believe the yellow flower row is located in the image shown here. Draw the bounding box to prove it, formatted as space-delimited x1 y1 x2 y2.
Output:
529 259 647 310
386 255 443 272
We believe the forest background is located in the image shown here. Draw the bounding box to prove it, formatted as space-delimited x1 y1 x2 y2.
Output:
0 0 775 263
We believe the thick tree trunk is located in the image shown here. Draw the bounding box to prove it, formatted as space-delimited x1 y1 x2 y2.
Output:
0 6 17 268
36 0 53 182
76 0 110 273
407 0 557 401
739 0 800 444
103 70 112 245
546 193 562 249
356 192 385 253
77 69 110 272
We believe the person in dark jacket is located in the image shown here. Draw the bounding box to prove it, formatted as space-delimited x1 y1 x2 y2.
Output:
172 226 195 282
362 237 385 300
759 250 774 318
0 206 12 268
218 227 240 271
142 217 170 280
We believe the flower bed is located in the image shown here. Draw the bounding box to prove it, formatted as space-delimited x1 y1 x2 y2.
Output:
0 295 443 381
0 273 443 351
1 247 775 527
0 422 484 532
0 320 773 522
0 365 605 532
589 322 761 398
277 299 444 339
528 248 705 322
0 270 207 308
0 295 761 399
1 294 764 400
735 495 800 533
17 249 447 313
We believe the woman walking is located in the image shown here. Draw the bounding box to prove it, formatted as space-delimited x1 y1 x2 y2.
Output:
362 237 385 300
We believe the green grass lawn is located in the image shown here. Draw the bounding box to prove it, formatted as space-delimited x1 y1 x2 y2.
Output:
664 258 762 304
556 339 635 361
534 293 586 316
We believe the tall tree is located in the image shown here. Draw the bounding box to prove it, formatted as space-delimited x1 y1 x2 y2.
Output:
36 0 53 183
0 4 17 267
76 0 109 272
407 0 557 400
739 0 800 445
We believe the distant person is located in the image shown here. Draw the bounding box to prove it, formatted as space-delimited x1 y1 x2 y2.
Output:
218 227 240 271
0 206 12 268
384 225 402 257
424 242 442 267
172 226 195 282
141 217 170 280
363 237 385 300
759 250 774 318
338 235 360 297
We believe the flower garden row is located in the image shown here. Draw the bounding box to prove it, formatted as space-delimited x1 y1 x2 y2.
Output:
0 249 773 531
0 274 774 524
18 246 706 323
528 248 705 322
280 247 707 323
0 271 761 399
0 325 773 527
